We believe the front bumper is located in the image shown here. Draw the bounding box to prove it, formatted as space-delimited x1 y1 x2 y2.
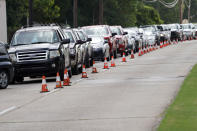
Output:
13 58 61 77
92 48 104 60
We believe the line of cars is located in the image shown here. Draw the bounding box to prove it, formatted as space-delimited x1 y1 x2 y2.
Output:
0 23 197 89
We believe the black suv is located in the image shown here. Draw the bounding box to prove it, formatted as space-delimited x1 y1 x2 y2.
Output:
0 42 14 89
8 25 71 82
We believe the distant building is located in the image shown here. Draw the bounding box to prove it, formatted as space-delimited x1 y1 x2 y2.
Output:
0 0 7 43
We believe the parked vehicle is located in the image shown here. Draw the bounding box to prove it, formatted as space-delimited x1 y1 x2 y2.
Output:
124 27 143 53
8 25 71 82
0 42 14 89
180 24 193 40
140 25 160 45
88 35 110 61
142 27 157 46
63 29 83 75
169 24 183 41
73 29 93 67
110 26 129 56
82 25 117 58
157 25 171 42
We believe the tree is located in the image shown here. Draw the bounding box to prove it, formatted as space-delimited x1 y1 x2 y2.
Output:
33 0 60 23
136 2 163 26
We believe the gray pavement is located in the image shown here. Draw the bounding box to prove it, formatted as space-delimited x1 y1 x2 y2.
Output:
0 41 197 131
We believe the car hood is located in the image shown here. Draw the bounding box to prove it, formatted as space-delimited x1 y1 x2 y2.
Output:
8 43 60 53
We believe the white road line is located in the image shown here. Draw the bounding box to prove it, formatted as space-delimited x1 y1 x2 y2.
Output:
0 106 17 116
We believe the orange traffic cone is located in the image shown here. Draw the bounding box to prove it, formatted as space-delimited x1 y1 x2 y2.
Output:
63 69 71 86
122 52 126 62
141 48 144 55
149 45 151 52
160 42 162 48
55 72 63 88
92 60 98 73
144 46 147 54
138 48 141 56
130 49 135 59
111 56 116 67
103 57 109 69
40 76 49 93
82 65 88 78
147 45 149 53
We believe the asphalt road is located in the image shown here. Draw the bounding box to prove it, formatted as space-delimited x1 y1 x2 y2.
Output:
0 40 197 131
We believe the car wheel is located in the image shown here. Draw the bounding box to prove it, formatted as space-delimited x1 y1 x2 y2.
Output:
85 54 90 68
68 69 72 78
73 63 80 75
0 71 9 89
59 62 65 81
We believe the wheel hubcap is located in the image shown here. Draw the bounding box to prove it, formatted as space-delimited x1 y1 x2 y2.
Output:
0 72 8 87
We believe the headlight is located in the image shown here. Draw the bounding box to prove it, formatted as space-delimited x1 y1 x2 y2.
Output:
50 50 60 59
160 34 164 37
9 54 17 62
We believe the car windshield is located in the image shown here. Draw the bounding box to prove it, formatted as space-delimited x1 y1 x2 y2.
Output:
157 26 163 31
89 36 103 44
83 27 109 36
142 27 154 32
64 31 75 43
182 25 190 29
170 25 178 29
11 30 59 46
124 29 137 35
110 27 122 35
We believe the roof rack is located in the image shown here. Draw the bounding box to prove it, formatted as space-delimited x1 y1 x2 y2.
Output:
21 23 61 29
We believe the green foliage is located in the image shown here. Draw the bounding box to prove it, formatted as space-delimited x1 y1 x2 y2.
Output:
136 2 163 26
33 0 60 23
6 0 164 41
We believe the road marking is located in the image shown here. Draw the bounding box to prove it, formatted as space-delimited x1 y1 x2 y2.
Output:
0 106 17 116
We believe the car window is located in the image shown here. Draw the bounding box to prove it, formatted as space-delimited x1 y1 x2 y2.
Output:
64 31 75 43
77 31 86 41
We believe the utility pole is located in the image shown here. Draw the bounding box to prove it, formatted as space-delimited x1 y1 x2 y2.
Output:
188 0 191 22
73 0 78 28
29 0 33 26
99 0 103 25
179 0 183 24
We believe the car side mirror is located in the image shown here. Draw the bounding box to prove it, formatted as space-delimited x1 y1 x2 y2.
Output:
3 43 9 49
87 38 92 42
123 32 128 35
104 39 108 43
77 40 83 44
61 39 70 44
112 33 117 37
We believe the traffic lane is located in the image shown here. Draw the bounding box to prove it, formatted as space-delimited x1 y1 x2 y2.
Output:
0 52 124 113
0 64 187 131
0 41 197 130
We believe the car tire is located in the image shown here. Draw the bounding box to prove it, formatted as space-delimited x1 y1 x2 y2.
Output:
0 71 9 89
85 53 90 68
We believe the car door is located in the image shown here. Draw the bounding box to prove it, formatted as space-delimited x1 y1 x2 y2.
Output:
57 29 70 68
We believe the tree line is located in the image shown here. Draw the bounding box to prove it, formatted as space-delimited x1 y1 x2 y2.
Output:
9 0 193 41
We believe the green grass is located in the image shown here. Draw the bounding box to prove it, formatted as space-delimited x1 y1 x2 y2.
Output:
158 64 197 131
